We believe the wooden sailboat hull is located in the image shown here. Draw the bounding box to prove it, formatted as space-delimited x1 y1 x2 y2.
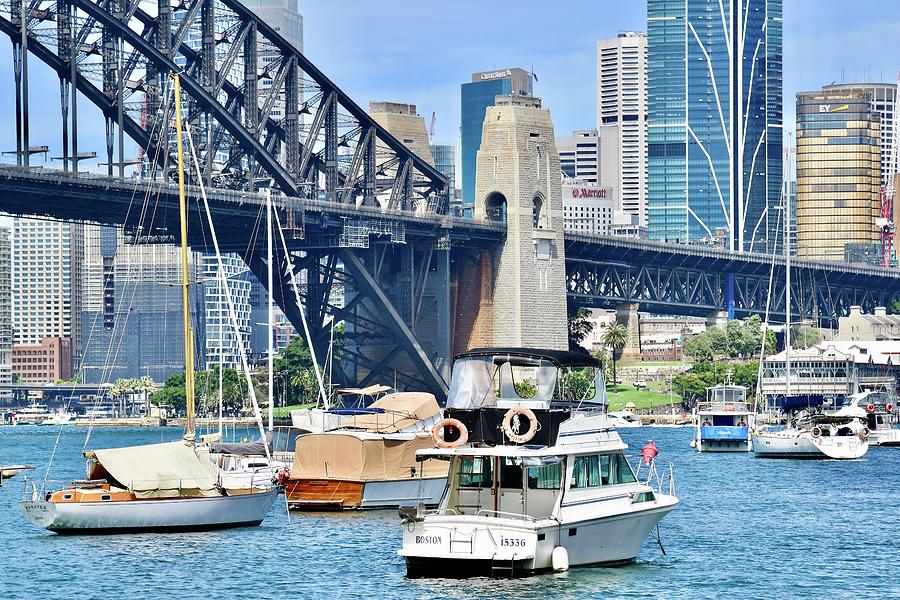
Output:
19 488 278 534
285 477 446 510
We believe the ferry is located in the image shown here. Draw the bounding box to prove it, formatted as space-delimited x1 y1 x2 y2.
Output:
398 348 678 578
13 404 52 426
691 380 754 452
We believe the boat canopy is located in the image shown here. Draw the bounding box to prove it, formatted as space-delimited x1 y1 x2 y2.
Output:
209 427 305 455
447 348 603 410
290 432 447 481
335 384 393 397
86 441 224 498
779 395 824 411
338 392 440 433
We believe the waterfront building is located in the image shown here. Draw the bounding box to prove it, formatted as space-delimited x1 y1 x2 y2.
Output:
204 253 253 370
12 337 72 383
558 130 600 184
823 82 898 188
0 227 10 389
761 341 900 406
836 306 900 342
596 32 648 225
431 143 456 208
795 89 881 263
12 218 84 363
647 0 783 252
562 179 614 235
461 68 533 209
80 227 203 384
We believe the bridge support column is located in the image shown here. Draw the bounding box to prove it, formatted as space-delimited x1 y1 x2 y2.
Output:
615 303 642 362
707 311 729 330
472 95 568 349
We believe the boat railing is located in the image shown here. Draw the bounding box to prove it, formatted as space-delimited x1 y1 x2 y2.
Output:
475 509 538 522
696 401 752 413
633 460 675 498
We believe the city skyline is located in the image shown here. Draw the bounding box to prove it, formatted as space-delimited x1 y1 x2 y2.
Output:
0 1 894 177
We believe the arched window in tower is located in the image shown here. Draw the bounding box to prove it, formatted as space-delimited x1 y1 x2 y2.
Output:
532 194 547 229
484 192 508 223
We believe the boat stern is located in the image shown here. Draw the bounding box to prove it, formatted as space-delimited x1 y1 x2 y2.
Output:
19 500 60 530
399 515 539 577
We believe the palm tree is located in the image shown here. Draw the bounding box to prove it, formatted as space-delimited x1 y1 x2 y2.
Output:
601 322 628 392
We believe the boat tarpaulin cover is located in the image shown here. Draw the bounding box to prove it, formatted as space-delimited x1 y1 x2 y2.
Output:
291 433 448 481
338 393 440 433
89 441 223 498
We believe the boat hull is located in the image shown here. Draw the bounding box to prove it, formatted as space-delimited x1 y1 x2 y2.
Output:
285 477 446 510
400 496 677 578
19 489 278 534
753 434 867 459
869 428 900 447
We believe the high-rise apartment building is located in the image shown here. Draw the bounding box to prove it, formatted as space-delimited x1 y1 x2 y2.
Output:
647 0 783 252
431 144 456 207
795 90 881 263
596 32 647 224
461 68 533 209
0 227 10 388
12 218 84 363
558 130 600 184
823 82 898 188
204 253 253 369
80 226 203 383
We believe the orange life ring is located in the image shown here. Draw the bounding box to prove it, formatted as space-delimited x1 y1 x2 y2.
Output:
859 427 870 440
886 403 894 413
866 403 876 414
502 406 540 444
432 418 469 448
811 426 822 439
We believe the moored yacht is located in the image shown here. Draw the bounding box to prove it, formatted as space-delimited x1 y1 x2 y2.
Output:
398 348 678 578
692 380 754 452
753 396 869 459
832 391 900 447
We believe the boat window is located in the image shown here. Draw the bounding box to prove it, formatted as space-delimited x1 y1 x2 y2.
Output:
632 491 655 503
62 494 73 500
608 454 637 484
101 494 111 501
570 455 601 488
499 457 523 488
527 462 562 490
457 457 493 488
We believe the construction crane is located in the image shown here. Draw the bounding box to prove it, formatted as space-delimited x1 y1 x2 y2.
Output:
878 71 900 268
429 112 436 142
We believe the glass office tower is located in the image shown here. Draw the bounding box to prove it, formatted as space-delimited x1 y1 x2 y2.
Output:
460 69 533 210
647 0 782 252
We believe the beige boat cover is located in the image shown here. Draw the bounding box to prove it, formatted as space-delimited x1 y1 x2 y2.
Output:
88 441 224 498
338 392 441 433
291 432 448 481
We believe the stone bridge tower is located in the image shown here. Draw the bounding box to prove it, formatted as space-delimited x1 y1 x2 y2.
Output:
459 95 568 350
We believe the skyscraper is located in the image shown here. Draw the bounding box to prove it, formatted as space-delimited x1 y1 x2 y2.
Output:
0 227 10 389
204 253 253 369
460 68 533 209
596 32 648 224
430 144 456 208
647 0 783 252
12 218 84 362
795 90 881 263
557 130 600 184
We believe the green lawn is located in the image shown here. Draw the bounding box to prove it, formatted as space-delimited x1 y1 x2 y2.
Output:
607 383 681 411
273 403 316 419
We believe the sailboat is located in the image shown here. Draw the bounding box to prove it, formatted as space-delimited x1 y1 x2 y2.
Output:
18 74 278 533
752 135 868 460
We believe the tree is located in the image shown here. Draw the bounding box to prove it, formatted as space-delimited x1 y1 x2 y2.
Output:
793 325 820 350
601 322 628 391
150 372 187 414
568 307 594 351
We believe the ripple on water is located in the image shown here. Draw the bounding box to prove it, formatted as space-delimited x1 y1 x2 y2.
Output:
1 426 898 599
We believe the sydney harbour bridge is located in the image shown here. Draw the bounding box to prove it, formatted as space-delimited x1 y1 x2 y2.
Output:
1 0 899 400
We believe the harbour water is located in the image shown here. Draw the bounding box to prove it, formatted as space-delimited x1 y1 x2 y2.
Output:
1 425 897 599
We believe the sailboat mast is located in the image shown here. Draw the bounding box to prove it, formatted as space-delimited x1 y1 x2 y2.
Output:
172 73 196 439
784 132 792 400
266 188 274 432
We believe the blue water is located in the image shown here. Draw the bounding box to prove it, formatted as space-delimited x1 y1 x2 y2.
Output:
1 425 898 599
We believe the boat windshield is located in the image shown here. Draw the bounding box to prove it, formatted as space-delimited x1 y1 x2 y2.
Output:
446 356 604 409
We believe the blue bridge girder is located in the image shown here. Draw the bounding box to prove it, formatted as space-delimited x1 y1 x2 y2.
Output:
566 234 900 328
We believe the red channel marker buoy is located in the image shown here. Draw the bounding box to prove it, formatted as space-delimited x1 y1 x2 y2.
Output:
641 440 659 464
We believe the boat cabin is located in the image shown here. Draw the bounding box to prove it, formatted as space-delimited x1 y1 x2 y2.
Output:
444 348 605 447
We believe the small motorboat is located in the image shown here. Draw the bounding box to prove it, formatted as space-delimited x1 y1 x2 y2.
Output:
832 391 900 447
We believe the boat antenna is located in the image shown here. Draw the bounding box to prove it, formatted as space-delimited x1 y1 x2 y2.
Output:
172 72 196 441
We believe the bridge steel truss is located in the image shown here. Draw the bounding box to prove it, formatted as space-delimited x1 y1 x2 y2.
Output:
0 0 478 397
566 234 900 328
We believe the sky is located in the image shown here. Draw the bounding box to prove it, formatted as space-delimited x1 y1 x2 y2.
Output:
0 0 897 175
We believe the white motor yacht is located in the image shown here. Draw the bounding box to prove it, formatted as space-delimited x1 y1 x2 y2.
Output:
753 396 869 459
398 348 678 578
692 380 754 452
832 391 900 447
607 404 642 429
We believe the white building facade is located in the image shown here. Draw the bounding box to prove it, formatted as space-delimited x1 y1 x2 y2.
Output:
562 180 615 236
558 130 600 184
